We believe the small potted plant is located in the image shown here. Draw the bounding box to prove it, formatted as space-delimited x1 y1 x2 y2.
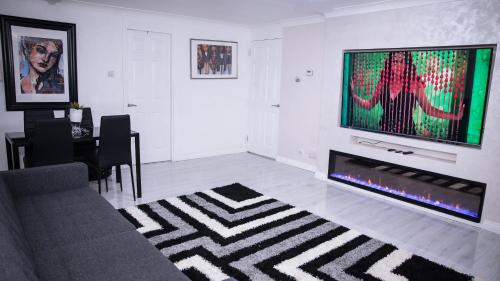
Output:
69 102 84 123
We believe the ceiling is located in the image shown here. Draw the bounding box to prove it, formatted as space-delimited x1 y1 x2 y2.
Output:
68 0 391 25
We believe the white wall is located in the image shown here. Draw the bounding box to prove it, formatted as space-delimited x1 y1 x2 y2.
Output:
251 24 283 41
274 0 500 225
314 0 500 225
277 23 325 168
0 0 252 170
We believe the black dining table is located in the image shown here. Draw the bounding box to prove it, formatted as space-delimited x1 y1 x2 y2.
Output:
4 128 142 198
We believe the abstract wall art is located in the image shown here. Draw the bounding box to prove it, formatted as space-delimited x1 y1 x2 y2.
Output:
190 39 237 79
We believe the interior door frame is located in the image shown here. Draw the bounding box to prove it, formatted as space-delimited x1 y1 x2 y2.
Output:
248 38 283 159
122 26 174 163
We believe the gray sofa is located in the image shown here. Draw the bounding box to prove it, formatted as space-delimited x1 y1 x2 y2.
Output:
0 163 190 281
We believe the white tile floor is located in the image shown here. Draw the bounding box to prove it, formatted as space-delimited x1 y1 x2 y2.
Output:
95 152 500 281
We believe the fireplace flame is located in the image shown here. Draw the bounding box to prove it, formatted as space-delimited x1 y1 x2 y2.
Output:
329 172 478 218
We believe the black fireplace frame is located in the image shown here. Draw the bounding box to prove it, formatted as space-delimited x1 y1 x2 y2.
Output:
328 150 486 223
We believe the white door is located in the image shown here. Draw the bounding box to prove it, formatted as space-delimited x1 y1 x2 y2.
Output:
248 39 282 158
125 29 172 163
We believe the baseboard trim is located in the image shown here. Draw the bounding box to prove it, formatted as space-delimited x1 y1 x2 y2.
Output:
314 171 328 180
483 220 500 234
172 148 247 162
315 171 500 235
276 156 316 172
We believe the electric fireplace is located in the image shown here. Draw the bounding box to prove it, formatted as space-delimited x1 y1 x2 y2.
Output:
328 150 486 222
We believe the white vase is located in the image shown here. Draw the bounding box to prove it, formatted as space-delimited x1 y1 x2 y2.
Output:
69 108 83 123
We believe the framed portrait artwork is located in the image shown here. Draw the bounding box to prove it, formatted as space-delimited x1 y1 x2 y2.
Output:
0 15 78 111
190 39 237 79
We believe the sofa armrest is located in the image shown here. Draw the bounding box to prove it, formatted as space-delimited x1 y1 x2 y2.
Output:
1 163 89 198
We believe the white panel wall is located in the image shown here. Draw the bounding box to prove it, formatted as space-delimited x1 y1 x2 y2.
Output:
251 24 283 41
0 0 251 169
276 0 500 225
277 23 325 168
314 0 500 224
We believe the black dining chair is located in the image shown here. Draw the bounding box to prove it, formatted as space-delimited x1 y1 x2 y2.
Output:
88 115 136 200
64 107 113 181
31 118 74 167
23 110 55 167
70 108 96 169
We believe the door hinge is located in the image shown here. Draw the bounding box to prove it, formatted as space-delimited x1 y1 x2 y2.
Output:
246 135 249 142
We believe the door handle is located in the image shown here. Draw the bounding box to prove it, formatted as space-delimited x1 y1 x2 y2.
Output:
127 104 138 108
271 104 280 108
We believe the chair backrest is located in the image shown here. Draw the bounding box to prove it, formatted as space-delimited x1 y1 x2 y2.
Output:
31 118 74 167
81 108 94 130
24 110 54 140
98 115 132 168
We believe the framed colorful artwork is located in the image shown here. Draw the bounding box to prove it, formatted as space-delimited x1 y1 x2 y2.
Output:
0 15 78 111
190 39 237 79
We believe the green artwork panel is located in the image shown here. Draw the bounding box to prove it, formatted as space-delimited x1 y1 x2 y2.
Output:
467 48 492 144
341 53 351 127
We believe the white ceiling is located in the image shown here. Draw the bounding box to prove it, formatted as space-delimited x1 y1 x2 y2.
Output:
68 0 392 25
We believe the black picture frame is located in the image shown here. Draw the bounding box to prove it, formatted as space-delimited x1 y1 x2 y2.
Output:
0 15 78 111
190 38 238 79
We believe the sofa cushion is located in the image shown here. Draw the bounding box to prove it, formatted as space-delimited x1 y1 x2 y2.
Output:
0 176 39 281
33 230 190 281
15 187 134 253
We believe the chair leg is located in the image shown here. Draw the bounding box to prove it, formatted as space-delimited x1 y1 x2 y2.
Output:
118 165 123 192
105 176 108 192
128 164 136 201
97 168 102 194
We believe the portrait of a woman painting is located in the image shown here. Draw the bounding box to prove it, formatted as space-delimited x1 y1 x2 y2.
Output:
19 36 65 94
1 15 78 111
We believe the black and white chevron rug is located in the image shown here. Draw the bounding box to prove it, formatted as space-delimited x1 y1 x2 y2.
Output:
119 183 478 281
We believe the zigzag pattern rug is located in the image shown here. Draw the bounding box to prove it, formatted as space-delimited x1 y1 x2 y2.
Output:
119 183 478 281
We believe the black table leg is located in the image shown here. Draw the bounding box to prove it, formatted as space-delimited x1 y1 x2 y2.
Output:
13 144 20 170
116 165 122 183
134 134 142 198
5 137 13 170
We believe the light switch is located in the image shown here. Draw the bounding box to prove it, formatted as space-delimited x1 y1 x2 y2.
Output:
107 70 115 78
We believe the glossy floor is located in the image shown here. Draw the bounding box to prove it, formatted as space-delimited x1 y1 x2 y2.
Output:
95 152 500 281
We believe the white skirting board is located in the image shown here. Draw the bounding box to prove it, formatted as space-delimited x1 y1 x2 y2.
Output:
172 148 247 162
314 172 500 235
483 220 500 234
276 156 316 172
